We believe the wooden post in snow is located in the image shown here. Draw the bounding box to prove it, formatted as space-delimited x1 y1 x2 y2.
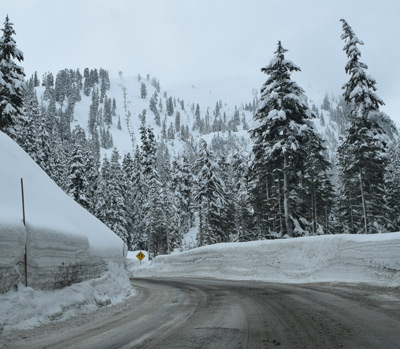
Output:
21 178 28 287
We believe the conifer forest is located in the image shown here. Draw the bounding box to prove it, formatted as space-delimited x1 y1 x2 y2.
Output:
2 16 400 258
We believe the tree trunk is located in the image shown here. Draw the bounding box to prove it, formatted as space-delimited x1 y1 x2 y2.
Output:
198 202 203 246
359 168 368 234
348 184 355 233
277 176 283 234
283 153 293 236
312 177 317 234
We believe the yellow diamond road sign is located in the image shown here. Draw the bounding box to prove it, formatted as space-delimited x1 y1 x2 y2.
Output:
136 251 145 261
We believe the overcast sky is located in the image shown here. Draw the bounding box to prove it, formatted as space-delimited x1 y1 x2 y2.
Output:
2 0 400 124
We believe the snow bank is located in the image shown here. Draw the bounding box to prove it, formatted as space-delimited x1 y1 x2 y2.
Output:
0 132 126 293
0 262 133 333
0 220 26 293
129 233 400 287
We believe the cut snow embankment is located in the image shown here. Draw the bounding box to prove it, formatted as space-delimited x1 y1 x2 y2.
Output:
129 233 400 287
0 262 133 333
0 131 126 293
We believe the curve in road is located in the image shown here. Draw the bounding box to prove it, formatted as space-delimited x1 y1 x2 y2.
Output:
2 278 400 348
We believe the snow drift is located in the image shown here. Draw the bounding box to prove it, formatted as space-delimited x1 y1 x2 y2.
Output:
0 262 133 333
0 132 126 293
129 232 400 287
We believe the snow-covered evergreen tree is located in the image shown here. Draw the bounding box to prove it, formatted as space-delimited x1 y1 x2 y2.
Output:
250 41 330 237
140 82 147 99
231 151 254 241
88 88 99 135
108 148 128 242
0 15 25 136
130 146 148 250
194 140 228 245
337 19 392 234
67 126 90 209
122 152 135 249
384 142 400 231
36 114 53 176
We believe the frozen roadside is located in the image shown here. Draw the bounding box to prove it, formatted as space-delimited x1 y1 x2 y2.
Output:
0 262 134 335
128 232 400 287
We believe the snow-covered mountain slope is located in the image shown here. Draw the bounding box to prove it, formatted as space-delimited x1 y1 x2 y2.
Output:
44 70 353 162
129 232 400 287
37 70 256 160
36 68 400 168
0 131 126 293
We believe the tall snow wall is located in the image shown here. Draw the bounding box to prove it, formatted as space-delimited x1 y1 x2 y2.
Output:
0 221 26 293
0 132 126 293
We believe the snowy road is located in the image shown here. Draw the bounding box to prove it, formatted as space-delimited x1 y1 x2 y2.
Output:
2 278 400 348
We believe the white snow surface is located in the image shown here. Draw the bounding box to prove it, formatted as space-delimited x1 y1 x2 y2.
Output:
129 232 400 287
0 131 126 292
0 262 134 333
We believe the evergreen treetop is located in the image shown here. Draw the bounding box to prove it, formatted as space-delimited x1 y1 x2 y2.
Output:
340 18 384 119
0 15 25 134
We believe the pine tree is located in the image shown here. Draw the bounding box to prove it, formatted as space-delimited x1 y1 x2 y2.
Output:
302 133 335 234
249 41 329 237
108 148 128 242
83 68 91 96
149 91 160 126
194 140 228 245
122 152 135 249
231 151 254 241
88 88 99 135
0 15 25 136
33 71 40 87
36 114 53 176
67 126 90 210
141 127 163 256
384 142 400 231
193 104 201 131
86 132 100 214
95 155 111 227
337 19 391 234
131 146 147 250
104 97 112 125
175 111 181 134
172 156 193 241
167 96 174 116
19 87 39 160
140 82 147 99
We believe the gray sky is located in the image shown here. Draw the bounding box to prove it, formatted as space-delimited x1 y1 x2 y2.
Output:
2 0 400 124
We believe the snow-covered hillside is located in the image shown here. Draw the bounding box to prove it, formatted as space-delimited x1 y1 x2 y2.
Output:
63 72 255 160
0 131 127 293
36 69 356 165
128 232 400 287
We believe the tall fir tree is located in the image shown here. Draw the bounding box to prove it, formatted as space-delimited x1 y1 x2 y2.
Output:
108 148 128 242
337 19 391 234
0 15 25 136
67 126 90 210
249 41 331 237
194 140 228 246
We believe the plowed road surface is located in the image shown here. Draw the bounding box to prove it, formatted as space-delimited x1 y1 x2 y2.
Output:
2 278 400 348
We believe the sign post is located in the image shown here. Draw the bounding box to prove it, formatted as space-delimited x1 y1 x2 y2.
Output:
21 178 28 287
136 251 145 265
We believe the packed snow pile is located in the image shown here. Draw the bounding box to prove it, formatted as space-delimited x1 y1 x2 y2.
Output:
0 132 126 293
0 262 133 333
0 220 26 294
129 232 400 287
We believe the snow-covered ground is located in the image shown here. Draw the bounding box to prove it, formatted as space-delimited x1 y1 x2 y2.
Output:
0 262 133 334
128 232 400 287
0 131 126 293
